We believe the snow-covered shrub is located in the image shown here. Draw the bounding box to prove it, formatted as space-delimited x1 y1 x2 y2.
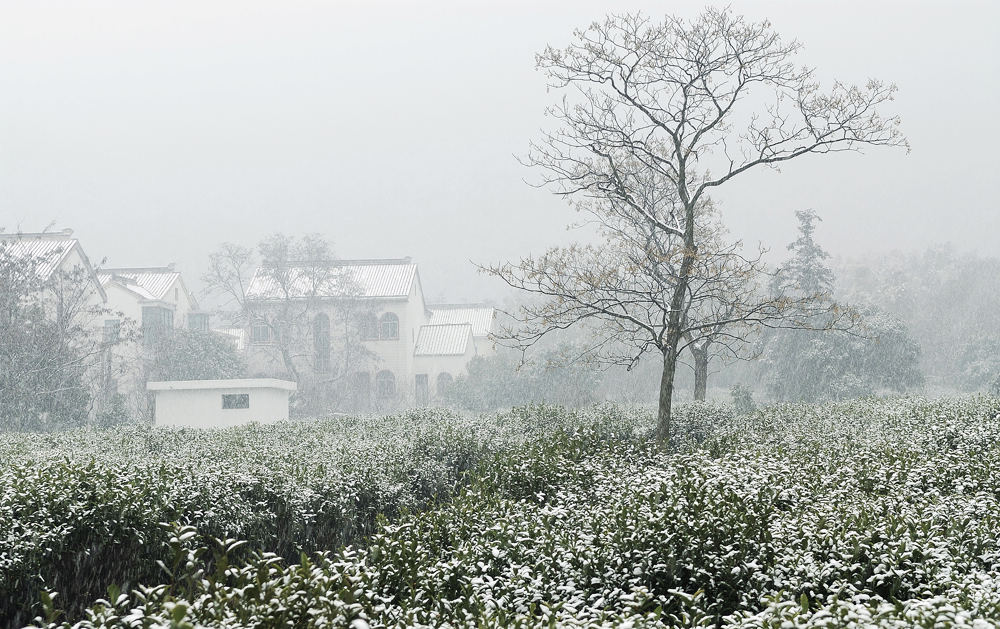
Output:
24 397 1000 628
730 384 756 415
1 404 652 627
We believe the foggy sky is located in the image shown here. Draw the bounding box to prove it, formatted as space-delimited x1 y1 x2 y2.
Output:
1 0 997 304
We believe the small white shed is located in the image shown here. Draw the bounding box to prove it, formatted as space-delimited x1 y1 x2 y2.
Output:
146 378 297 428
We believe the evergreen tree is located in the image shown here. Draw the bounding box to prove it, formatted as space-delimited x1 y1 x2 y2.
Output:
776 209 835 298
760 211 923 401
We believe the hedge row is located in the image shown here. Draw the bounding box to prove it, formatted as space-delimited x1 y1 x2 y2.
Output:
23 396 1000 628
1 405 650 627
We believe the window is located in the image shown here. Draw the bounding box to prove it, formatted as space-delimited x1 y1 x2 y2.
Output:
415 374 429 405
251 320 271 344
437 372 453 396
103 319 121 344
142 306 173 344
379 312 399 340
376 370 396 399
188 312 209 332
360 314 379 341
222 393 249 409
314 313 331 372
352 372 371 410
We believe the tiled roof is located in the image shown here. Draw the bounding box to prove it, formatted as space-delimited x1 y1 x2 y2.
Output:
99 268 180 301
0 232 78 280
0 231 107 302
428 305 495 337
246 259 417 300
414 324 473 356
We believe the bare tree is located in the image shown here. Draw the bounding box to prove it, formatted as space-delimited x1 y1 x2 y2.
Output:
203 233 375 413
488 8 905 441
680 220 770 402
0 243 134 430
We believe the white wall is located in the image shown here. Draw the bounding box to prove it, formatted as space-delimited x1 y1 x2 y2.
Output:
414 337 477 401
152 384 292 427
472 335 495 357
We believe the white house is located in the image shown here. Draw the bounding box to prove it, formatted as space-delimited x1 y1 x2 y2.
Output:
95 265 215 415
427 304 497 357
147 378 296 427
98 266 206 338
0 230 114 420
242 257 495 409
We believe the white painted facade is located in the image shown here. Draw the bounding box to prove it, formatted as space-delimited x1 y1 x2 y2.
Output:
147 379 296 427
97 267 209 417
242 258 495 410
99 267 203 334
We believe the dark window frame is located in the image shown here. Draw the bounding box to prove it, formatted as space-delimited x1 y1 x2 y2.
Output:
222 393 250 409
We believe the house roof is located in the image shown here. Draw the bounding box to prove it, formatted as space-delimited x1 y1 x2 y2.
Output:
414 323 473 356
428 304 495 337
246 259 417 300
1 231 80 280
99 267 181 302
0 230 107 302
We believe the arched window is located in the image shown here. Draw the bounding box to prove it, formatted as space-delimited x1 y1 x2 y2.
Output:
360 313 379 341
379 312 399 340
376 370 396 398
352 372 371 410
313 313 331 372
436 372 453 396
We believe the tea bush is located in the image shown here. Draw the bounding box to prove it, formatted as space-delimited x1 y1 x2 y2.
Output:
1 404 650 627
23 396 1000 628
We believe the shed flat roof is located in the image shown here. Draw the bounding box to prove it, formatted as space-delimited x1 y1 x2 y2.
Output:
147 378 297 391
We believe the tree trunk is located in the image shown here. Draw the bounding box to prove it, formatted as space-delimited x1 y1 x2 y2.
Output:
656 349 677 442
693 345 709 401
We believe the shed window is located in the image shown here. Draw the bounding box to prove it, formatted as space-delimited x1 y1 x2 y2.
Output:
222 394 250 409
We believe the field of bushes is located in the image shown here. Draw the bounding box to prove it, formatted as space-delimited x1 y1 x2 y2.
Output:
4 397 1000 627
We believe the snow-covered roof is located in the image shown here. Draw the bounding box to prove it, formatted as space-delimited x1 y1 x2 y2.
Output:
99 268 181 302
1 231 80 280
414 324 473 356
246 259 417 300
428 304 495 337
0 230 107 301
